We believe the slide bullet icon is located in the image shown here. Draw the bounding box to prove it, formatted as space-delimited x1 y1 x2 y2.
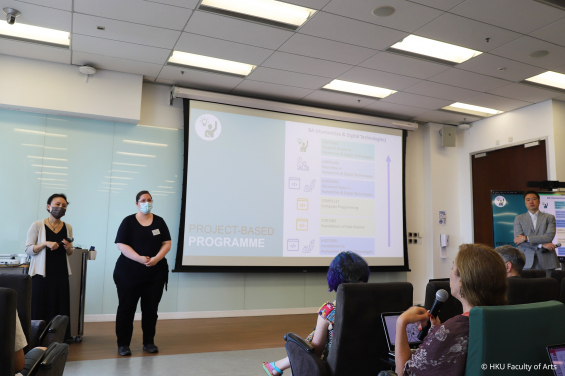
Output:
289 177 300 189
296 218 308 231
297 198 309 210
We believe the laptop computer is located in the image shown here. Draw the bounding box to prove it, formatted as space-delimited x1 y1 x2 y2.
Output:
381 312 423 357
547 344 565 375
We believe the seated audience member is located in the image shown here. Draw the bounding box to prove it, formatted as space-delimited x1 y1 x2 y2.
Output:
395 244 507 376
495 245 526 278
261 251 370 376
14 310 46 376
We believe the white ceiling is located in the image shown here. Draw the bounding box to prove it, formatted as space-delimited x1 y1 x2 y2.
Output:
2 0 565 124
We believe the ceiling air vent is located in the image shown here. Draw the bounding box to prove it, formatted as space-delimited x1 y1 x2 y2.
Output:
534 0 565 11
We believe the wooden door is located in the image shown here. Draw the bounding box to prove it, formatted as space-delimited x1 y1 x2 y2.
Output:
472 141 547 246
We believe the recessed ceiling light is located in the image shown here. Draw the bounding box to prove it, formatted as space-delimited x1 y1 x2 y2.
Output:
441 102 504 117
321 80 396 99
523 71 565 92
529 50 549 58
168 51 256 77
198 0 316 30
372 6 395 17
387 35 482 65
0 20 69 47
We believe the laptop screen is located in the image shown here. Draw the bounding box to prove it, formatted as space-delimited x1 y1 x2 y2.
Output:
547 344 565 376
382 312 422 351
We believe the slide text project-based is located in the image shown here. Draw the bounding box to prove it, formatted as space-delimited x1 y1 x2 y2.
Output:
182 101 404 267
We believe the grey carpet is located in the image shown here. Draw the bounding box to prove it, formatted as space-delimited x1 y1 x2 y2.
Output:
64 347 288 376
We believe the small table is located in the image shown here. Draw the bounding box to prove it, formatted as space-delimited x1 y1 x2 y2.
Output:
0 264 29 274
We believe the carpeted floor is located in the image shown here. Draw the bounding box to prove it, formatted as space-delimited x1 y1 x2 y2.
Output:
64 347 288 376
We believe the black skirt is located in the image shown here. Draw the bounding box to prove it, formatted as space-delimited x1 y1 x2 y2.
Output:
31 224 71 341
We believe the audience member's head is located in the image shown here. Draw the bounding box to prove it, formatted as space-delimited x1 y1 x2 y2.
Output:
327 251 370 292
453 244 508 307
495 245 526 277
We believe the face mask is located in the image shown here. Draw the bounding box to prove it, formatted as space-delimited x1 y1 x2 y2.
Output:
50 207 66 220
139 202 153 214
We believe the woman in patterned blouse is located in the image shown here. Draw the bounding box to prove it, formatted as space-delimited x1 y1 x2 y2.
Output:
262 251 370 376
395 244 508 376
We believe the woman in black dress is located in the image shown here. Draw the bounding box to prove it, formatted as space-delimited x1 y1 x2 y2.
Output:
25 193 73 341
114 190 171 356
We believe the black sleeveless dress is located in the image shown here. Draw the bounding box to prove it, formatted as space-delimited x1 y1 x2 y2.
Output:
31 224 71 341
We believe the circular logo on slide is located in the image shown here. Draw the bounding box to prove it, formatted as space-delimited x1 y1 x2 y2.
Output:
195 114 222 141
495 196 507 207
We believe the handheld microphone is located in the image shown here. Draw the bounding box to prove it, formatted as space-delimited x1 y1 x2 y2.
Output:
417 289 449 341
541 243 561 253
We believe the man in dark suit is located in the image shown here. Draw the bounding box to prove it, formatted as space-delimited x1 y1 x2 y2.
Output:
495 245 526 278
514 190 558 277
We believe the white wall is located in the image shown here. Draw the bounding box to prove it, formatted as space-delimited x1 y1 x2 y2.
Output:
139 83 183 129
456 101 556 244
553 100 565 182
0 54 142 123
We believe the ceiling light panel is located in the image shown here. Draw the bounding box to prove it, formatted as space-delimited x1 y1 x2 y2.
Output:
442 102 504 117
198 0 316 30
387 35 482 65
0 20 69 47
168 51 256 77
322 80 397 99
523 71 565 91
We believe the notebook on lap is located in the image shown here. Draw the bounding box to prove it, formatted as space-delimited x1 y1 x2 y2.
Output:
381 312 423 357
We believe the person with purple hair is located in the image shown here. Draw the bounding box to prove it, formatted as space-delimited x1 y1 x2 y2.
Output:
262 251 370 376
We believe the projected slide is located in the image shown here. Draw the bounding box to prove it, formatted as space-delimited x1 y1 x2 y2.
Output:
182 100 404 267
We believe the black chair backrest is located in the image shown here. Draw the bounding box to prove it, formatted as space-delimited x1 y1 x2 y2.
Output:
0 274 32 353
551 270 565 297
560 279 565 305
521 269 546 279
326 282 413 376
0 287 17 376
507 277 559 305
424 281 463 323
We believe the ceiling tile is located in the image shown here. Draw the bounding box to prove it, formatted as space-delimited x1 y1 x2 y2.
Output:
415 13 521 53
2 0 71 31
17 0 72 11
489 36 565 70
322 0 443 33
457 53 546 82
146 0 199 9
279 34 377 65
361 101 429 118
428 68 510 92
158 65 243 92
408 0 464 11
72 51 163 77
0 40 70 64
184 12 293 50
464 93 531 112
556 95 565 102
72 14 181 49
72 34 171 64
284 0 331 9
404 81 481 101
415 110 481 124
299 90 377 109
232 80 313 101
74 0 192 30
530 19 565 48
487 83 563 103
360 52 451 79
338 67 421 90
174 33 273 66
298 12 408 50
247 67 332 90
154 78 176 85
450 0 565 34
381 92 452 110
262 52 353 78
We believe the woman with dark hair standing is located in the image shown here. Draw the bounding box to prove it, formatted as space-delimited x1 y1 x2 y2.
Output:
114 190 171 356
25 193 73 341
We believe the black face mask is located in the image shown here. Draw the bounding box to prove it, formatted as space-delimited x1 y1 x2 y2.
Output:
50 207 66 220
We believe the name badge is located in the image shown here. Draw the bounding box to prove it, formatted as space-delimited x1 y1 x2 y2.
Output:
152 229 160 236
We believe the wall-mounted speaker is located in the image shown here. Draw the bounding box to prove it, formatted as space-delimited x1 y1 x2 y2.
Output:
441 125 456 147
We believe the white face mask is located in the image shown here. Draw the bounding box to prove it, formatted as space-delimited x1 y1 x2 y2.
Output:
139 202 153 214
